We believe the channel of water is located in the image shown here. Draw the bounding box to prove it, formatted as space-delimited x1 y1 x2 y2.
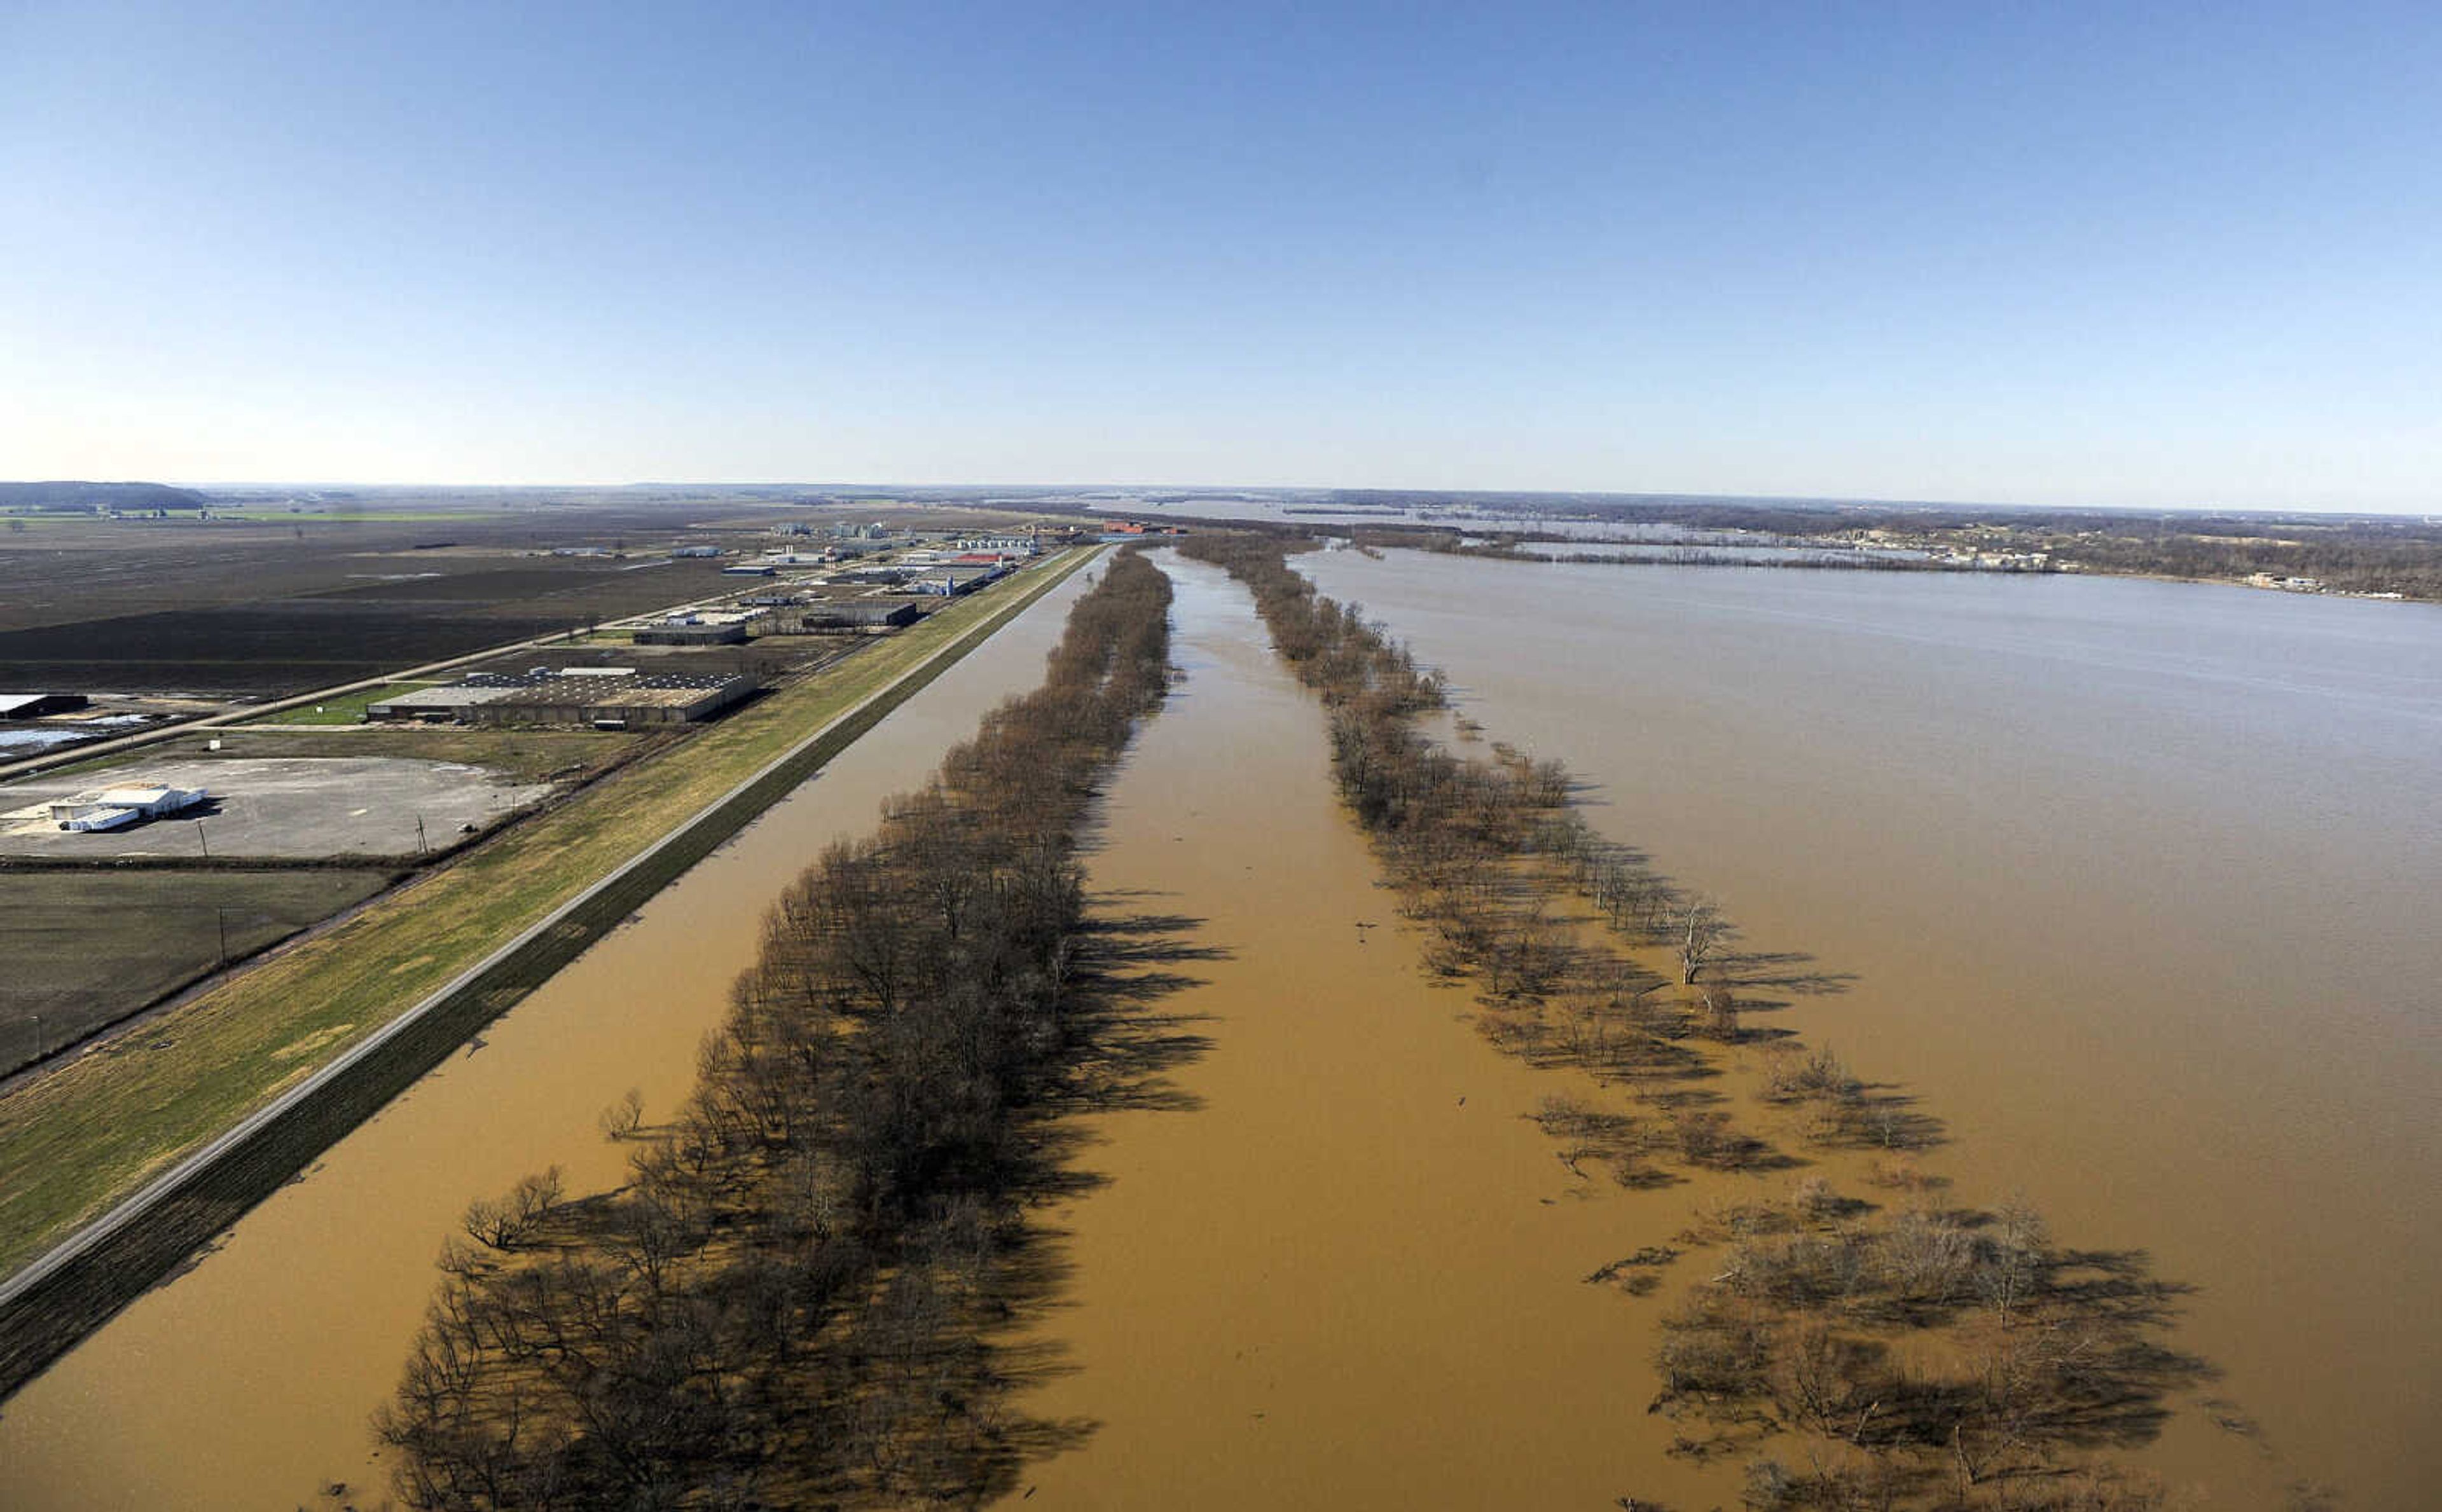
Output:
1002 556 1720 1508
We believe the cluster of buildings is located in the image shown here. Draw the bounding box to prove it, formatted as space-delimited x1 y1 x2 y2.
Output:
673 523 1065 631
1097 520 1190 542
1929 547 2053 572
906 558 1016 596
411 526 1052 704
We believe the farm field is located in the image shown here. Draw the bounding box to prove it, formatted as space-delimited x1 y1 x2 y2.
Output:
0 566 739 695
0 495 1065 698
0 870 397 1078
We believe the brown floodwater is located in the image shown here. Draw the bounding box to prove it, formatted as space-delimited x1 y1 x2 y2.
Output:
1004 556 1741 1509
1292 549 2442 1509
0 564 1100 1510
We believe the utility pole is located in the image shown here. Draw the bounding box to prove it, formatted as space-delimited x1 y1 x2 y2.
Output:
415 813 428 855
195 820 210 860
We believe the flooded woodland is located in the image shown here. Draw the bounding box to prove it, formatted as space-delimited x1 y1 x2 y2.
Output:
1290 549 2441 1509
2 545 2434 1509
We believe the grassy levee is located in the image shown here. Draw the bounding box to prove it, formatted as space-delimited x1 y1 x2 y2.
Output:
0 549 1094 1397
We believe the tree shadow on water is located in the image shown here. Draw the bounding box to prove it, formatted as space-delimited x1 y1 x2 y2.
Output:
935 900 1227 1502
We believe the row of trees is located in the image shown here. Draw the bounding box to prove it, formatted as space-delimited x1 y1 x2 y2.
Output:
1182 534 2210 1512
378 551 1175 1509
1180 533 1754 1093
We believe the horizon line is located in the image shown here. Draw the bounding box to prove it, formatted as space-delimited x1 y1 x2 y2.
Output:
45 479 2435 521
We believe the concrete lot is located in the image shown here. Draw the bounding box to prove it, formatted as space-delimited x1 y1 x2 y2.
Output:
0 757 553 859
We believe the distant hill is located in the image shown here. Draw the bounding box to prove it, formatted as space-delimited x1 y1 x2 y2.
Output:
0 481 210 512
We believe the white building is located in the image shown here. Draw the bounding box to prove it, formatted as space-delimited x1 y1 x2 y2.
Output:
953 535 1040 555
50 783 208 832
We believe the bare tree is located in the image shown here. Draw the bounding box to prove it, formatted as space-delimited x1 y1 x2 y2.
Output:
463 1167 565 1251
1679 897 1727 984
598 1086 645 1141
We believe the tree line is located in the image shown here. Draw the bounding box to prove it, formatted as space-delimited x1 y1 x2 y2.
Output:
1316 494 2442 599
378 550 1173 1508
1178 533 2219 1512
2045 529 2442 598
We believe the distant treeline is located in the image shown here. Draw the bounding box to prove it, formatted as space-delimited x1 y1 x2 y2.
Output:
1179 533 2213 1512
0 481 207 512
380 551 1173 1508
1357 529 1943 573
1320 492 2442 599
2046 530 2442 597
1524 547 1932 571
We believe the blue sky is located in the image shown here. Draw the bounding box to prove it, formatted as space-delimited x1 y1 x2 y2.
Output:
2 2 2434 510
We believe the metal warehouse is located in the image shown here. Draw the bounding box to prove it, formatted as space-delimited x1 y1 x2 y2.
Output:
368 670 757 727
796 600 923 630
633 620 748 645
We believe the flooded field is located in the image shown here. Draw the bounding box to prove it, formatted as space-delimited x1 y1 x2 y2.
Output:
0 565 1100 1510
1294 549 2442 1507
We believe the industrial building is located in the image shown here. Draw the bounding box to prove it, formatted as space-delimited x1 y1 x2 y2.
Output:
368 668 757 728
633 619 749 646
911 564 1006 596
796 600 923 630
50 781 208 832
952 535 1040 555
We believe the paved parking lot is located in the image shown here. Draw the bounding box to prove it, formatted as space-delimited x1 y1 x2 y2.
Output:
0 757 553 859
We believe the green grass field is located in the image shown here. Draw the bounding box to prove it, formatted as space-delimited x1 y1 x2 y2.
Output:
36 725 642 787
247 682 439 725
0 549 1094 1279
203 726 643 783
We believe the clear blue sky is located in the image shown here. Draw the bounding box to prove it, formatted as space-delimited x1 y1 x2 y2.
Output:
3 2 2434 511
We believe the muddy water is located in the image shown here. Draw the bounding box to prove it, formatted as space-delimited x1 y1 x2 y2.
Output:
1298 550 2442 1508
0 566 1100 1511
1005 558 1736 1510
